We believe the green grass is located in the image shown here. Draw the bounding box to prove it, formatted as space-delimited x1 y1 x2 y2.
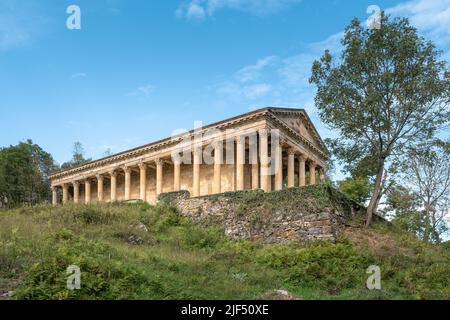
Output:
0 202 448 300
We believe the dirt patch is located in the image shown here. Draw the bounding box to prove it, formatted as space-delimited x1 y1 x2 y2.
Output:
0 277 21 300
343 226 415 257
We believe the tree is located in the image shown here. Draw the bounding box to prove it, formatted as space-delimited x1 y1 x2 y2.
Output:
398 140 450 243
338 176 372 204
310 14 450 226
0 140 57 208
61 142 91 169
103 148 113 157
384 185 423 237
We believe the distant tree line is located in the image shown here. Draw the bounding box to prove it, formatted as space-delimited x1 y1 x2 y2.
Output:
0 141 91 208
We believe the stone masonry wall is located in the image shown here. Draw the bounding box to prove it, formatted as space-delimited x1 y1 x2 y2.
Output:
159 185 362 244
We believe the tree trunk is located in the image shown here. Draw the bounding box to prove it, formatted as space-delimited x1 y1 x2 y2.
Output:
366 162 385 227
423 211 431 243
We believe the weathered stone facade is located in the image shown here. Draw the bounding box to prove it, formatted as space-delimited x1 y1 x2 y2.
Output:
159 186 362 243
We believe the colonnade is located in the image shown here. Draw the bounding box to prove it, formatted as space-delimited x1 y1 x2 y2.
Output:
52 130 326 205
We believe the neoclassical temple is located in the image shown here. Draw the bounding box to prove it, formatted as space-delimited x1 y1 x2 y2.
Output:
50 107 329 205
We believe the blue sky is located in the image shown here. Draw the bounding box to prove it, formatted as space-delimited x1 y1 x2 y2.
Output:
0 0 449 179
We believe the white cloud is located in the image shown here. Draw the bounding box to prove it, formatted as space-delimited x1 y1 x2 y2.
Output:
70 72 87 79
176 0 302 20
187 2 207 20
308 31 344 54
216 82 272 100
235 56 278 83
387 0 450 46
242 83 272 99
127 84 155 98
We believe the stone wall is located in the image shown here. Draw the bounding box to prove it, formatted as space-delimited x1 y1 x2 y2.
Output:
159 185 363 243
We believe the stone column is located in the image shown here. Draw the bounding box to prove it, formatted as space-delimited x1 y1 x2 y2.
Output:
288 148 295 188
320 167 326 183
213 141 222 194
52 187 57 206
173 160 181 192
259 129 270 193
62 184 69 205
73 181 80 204
110 171 117 202
275 141 283 191
309 161 317 185
299 155 306 187
156 159 164 195
236 136 245 191
139 163 147 202
85 179 91 204
249 133 259 190
97 175 104 203
124 166 131 201
252 163 259 190
193 147 201 197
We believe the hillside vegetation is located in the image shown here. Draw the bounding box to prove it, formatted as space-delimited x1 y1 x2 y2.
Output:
0 199 449 300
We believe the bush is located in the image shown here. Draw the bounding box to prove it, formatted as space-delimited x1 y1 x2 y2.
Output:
256 241 374 294
14 232 168 300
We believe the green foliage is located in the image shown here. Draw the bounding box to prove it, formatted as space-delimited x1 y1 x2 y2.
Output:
310 13 450 224
0 202 448 300
338 176 372 204
384 186 423 236
0 140 57 208
256 241 373 294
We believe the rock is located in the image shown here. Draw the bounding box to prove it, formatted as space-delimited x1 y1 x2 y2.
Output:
129 223 148 232
1 291 14 298
275 289 289 296
256 289 302 300
136 223 148 232
126 235 144 245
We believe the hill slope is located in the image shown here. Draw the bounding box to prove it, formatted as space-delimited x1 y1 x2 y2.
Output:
0 198 448 300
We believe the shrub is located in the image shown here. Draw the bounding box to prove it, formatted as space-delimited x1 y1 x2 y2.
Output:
256 241 374 294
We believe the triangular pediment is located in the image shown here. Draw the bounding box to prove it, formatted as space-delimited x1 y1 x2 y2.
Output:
270 109 328 155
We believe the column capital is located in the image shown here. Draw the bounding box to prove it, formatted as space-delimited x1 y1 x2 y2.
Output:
96 174 104 181
72 181 80 187
235 135 245 145
85 178 92 184
213 138 223 149
155 158 165 166
288 147 296 156
122 166 132 174
298 154 307 162
192 144 202 153
258 128 269 138
138 162 148 170
109 170 117 177
309 160 317 168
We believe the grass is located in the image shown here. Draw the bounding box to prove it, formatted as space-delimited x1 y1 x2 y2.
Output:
0 202 448 300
